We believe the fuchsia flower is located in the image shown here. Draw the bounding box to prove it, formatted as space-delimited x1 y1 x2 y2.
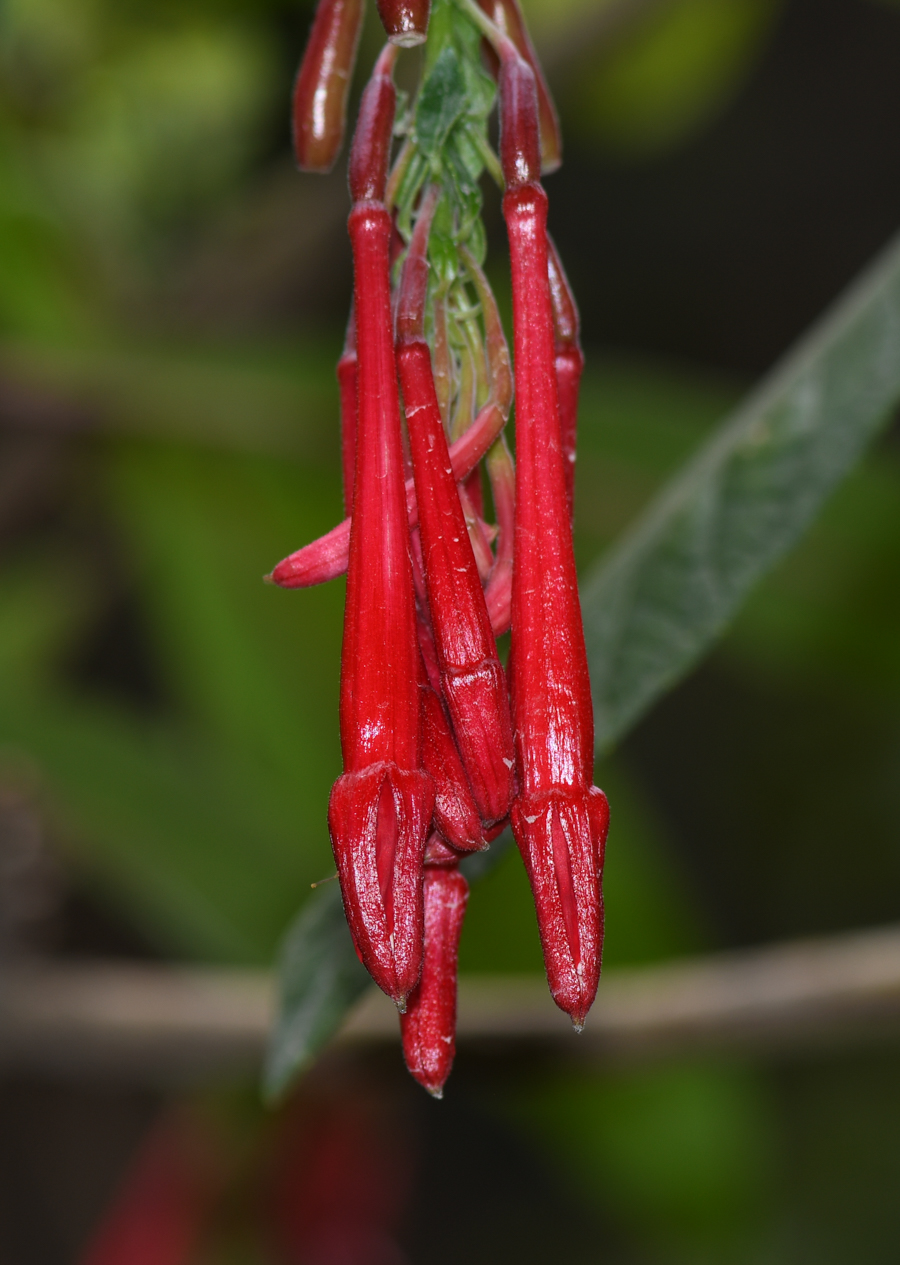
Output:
397 183 515 827
496 38 609 1028
275 0 608 1088
328 44 434 1009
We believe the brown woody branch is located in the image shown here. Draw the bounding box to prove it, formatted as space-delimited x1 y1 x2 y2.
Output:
3 922 900 1084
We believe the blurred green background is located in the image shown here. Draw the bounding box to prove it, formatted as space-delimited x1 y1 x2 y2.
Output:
2 0 900 1262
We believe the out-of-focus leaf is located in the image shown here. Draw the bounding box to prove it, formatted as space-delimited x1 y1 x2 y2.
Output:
263 883 371 1101
0 337 337 456
582 229 900 753
565 0 781 158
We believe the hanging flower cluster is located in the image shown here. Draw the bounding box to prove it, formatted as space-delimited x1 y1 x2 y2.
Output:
270 0 609 1096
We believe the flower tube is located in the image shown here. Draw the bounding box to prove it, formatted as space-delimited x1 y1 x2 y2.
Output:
400 836 468 1097
328 45 433 1009
498 43 609 1028
396 186 515 827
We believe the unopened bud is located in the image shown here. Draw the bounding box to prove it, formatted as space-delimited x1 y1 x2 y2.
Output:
478 0 562 173
375 0 430 47
293 0 365 173
348 45 398 204
498 47 541 191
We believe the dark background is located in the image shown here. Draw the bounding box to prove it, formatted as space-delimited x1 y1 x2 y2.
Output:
2 0 900 1260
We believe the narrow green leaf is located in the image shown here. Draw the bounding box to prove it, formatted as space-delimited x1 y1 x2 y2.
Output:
582 230 900 752
263 882 371 1101
415 46 468 159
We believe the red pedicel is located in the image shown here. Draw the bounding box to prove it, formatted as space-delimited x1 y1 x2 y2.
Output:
375 0 431 46
292 0 365 173
547 234 583 517
400 837 468 1097
477 0 562 173
328 45 433 1009
500 56 608 1028
397 186 515 826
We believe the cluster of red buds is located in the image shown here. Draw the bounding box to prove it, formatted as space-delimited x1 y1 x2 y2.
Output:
271 0 609 1096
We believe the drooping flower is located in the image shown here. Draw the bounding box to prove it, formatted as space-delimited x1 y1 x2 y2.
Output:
328 45 433 1009
277 0 608 1087
495 34 609 1028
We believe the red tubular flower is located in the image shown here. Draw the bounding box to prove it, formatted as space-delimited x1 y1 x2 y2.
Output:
375 0 431 47
400 836 468 1097
396 186 515 827
499 49 609 1028
337 307 358 514
477 0 561 174
421 683 485 852
328 45 433 1008
266 394 506 589
414 599 485 853
547 235 583 518
292 0 365 173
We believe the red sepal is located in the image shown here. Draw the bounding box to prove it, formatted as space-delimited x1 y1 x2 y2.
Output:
329 763 432 1006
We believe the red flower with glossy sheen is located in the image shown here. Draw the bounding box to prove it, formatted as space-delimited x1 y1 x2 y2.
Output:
328 46 433 1008
499 46 609 1028
397 186 515 827
279 0 609 1091
401 837 468 1097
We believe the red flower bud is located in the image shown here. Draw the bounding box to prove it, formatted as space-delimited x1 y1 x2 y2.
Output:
497 46 541 190
401 845 468 1097
504 179 608 1028
421 684 485 852
348 44 398 205
397 189 515 826
547 235 583 517
293 0 365 173
375 0 431 47
477 0 562 173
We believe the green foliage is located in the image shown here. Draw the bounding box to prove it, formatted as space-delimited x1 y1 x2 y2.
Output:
263 883 370 1101
582 230 900 753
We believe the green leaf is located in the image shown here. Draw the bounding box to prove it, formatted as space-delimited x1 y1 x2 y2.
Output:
263 882 371 1101
582 230 900 753
414 46 468 161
